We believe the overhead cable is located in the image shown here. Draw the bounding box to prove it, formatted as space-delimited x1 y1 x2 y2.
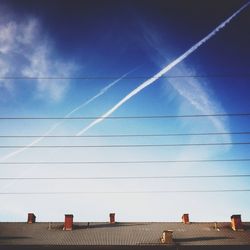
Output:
0 131 250 138
0 113 250 120
0 142 249 148
0 74 249 80
0 158 250 165
0 189 249 195
0 174 249 180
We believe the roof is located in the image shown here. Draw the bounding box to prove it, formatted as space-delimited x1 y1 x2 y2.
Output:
0 222 250 247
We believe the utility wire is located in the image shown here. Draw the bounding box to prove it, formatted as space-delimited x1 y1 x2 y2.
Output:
0 74 249 80
0 189 250 194
0 142 249 148
0 131 250 138
0 113 250 120
0 174 249 180
0 158 250 165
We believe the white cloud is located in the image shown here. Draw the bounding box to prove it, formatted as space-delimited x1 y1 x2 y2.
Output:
163 64 232 161
0 21 16 54
141 25 231 162
0 15 77 102
21 43 76 101
167 64 230 134
0 59 10 78
0 58 14 98
17 19 39 46
141 24 230 141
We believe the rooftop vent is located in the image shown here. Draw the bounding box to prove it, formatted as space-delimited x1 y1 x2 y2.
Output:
231 214 244 231
64 214 73 231
109 213 115 224
214 222 220 231
182 213 189 224
27 213 36 224
160 230 173 244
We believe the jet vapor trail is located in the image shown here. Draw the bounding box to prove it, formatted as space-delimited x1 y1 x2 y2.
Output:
77 2 249 136
0 67 138 162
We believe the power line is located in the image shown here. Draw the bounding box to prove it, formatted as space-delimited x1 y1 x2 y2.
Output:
0 74 249 80
0 142 249 148
0 158 250 165
0 131 250 138
0 189 249 195
0 174 249 180
0 113 250 120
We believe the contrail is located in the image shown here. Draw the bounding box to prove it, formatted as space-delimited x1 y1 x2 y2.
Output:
0 67 138 162
77 2 249 136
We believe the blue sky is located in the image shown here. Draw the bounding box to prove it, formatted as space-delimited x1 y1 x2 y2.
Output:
0 0 249 222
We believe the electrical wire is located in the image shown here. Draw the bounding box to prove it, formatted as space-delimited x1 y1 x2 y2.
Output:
0 113 250 120
0 158 250 165
0 74 249 80
0 189 249 194
0 142 249 148
0 131 249 138
0 174 249 180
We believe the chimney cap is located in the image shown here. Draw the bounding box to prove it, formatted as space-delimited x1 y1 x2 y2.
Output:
65 214 74 217
231 214 241 219
28 212 36 216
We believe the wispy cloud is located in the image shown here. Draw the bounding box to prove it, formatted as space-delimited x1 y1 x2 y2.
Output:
0 59 12 92
76 2 248 136
22 43 76 101
0 67 138 162
140 3 250 147
167 65 230 135
0 15 77 102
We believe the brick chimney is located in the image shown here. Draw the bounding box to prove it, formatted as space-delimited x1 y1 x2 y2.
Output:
182 213 189 224
109 213 115 224
231 214 243 231
160 230 173 244
27 213 36 224
64 214 74 231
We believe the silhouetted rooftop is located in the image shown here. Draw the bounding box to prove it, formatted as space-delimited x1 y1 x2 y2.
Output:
0 221 250 248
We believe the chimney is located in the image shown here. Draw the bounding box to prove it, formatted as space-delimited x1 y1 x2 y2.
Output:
109 213 115 224
64 214 74 231
182 213 189 224
27 213 36 224
231 214 243 231
160 230 173 244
